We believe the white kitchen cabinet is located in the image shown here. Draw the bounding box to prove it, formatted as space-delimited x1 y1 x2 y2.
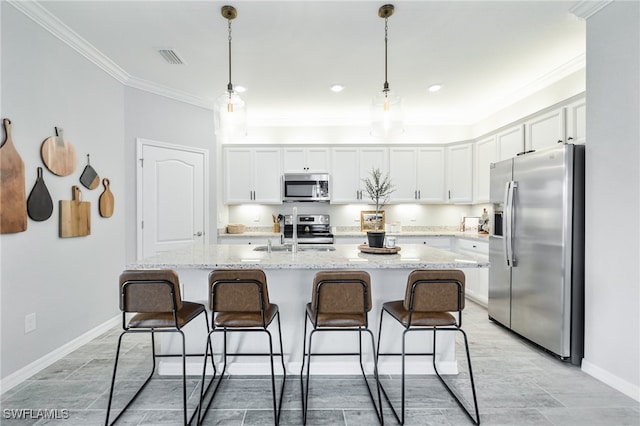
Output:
565 98 586 145
454 238 488 307
497 124 524 160
474 135 497 203
417 147 447 202
283 147 330 173
390 147 446 203
330 147 388 203
396 235 452 250
333 235 369 245
389 147 417 202
525 107 566 152
446 142 473 203
224 147 282 204
218 235 279 245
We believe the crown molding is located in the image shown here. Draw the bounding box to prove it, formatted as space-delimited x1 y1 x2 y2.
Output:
8 0 214 111
126 76 214 110
8 0 129 83
569 0 613 19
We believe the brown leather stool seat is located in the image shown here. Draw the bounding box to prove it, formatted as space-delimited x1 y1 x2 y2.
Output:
376 269 480 425
105 269 214 426
198 269 286 426
300 270 383 425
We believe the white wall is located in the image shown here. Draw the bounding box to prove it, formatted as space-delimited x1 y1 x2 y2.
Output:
123 88 216 262
582 1 640 400
1 4 125 378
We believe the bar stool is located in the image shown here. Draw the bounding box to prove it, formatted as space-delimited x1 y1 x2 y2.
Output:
198 269 286 425
300 270 383 425
376 269 480 425
105 269 214 426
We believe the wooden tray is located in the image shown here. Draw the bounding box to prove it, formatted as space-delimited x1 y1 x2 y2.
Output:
358 244 401 254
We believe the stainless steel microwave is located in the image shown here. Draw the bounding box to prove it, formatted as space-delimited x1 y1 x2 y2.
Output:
282 173 330 202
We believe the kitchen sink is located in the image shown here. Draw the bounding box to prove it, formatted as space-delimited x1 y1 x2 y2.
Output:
253 245 336 252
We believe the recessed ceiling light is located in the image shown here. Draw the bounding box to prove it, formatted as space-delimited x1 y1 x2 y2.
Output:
330 84 345 93
428 84 442 92
235 85 247 93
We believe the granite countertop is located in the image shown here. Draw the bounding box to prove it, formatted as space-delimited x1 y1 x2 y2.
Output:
134 243 489 270
217 229 490 242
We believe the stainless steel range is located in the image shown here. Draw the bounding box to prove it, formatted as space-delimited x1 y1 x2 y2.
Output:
282 214 334 244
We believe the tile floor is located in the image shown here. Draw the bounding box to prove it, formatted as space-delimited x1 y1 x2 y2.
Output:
1 301 638 425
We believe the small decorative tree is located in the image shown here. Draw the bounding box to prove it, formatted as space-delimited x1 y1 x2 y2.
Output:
362 167 395 232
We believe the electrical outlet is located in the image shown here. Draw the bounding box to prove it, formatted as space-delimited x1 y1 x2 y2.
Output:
253 215 260 222
25 313 36 334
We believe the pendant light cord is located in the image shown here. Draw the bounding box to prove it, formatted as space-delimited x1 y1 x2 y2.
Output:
384 16 389 93
227 18 233 92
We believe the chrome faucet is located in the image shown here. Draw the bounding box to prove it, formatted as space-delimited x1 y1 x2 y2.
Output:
292 207 298 253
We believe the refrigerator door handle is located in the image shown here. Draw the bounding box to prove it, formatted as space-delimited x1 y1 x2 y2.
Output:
503 181 511 266
504 181 517 266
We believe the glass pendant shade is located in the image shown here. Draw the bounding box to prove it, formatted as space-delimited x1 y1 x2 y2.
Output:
215 89 247 138
371 89 403 137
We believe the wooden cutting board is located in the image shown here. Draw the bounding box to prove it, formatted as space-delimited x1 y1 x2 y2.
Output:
358 244 401 254
27 167 54 221
99 178 114 218
41 127 77 177
79 154 99 190
0 118 28 234
59 185 91 237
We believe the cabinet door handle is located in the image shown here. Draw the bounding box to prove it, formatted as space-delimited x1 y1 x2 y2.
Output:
414 190 417 199
194 231 203 237
418 190 421 199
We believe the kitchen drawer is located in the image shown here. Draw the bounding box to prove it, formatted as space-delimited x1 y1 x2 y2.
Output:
456 238 488 256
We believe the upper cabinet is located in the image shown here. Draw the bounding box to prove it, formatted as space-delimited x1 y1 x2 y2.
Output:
283 147 330 173
219 95 585 207
389 147 445 203
525 107 566 152
565 98 586 144
331 147 388 203
474 136 497 203
446 142 473 203
497 124 525 161
224 147 282 204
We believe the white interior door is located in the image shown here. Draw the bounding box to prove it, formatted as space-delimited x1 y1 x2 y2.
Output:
137 139 209 260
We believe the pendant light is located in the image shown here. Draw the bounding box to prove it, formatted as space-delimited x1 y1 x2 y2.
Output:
215 5 247 138
371 4 403 138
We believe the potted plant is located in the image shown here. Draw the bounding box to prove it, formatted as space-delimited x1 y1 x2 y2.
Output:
362 167 395 248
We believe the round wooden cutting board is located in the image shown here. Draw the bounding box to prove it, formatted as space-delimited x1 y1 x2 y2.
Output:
358 244 401 254
41 127 77 177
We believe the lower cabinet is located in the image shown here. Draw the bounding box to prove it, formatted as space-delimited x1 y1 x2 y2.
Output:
391 235 452 250
454 238 489 307
218 235 280 245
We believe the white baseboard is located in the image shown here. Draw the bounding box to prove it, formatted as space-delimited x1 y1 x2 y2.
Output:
582 359 640 402
0 315 119 395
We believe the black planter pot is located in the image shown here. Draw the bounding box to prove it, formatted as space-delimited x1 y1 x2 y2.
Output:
367 231 386 248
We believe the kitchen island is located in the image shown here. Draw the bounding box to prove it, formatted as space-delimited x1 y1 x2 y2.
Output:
133 243 489 376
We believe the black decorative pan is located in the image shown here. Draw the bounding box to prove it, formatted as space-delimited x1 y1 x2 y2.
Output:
27 167 54 221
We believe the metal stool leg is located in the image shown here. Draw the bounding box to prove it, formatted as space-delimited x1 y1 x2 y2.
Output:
432 327 480 425
105 331 157 426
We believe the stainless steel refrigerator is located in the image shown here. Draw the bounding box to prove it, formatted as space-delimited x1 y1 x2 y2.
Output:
488 143 585 365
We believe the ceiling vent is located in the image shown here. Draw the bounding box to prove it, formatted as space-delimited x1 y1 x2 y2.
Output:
158 49 185 65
